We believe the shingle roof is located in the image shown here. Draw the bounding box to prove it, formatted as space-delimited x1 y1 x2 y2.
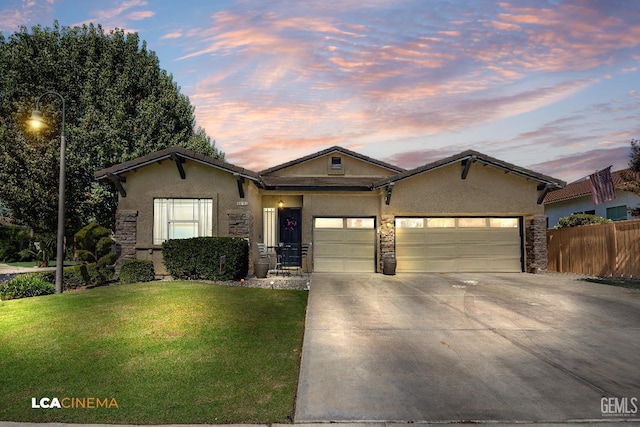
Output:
94 146 260 182
373 149 565 189
94 146 567 193
543 168 639 204
258 145 406 175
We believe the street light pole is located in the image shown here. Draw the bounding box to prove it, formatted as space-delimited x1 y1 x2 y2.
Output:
28 92 66 293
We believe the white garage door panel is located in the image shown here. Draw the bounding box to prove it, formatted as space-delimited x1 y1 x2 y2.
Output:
396 217 522 273
314 219 375 273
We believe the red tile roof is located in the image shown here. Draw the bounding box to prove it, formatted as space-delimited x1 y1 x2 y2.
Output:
543 168 640 204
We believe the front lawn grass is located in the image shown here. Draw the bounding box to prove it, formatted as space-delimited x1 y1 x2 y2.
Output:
0 281 308 424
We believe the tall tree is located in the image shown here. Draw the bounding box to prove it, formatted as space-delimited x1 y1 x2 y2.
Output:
628 139 640 217
0 22 223 233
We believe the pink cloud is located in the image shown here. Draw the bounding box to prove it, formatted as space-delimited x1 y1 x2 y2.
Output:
0 0 52 31
160 31 183 40
173 1 640 175
127 10 154 20
530 146 632 182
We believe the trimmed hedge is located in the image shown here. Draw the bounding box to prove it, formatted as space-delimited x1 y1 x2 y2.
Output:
556 213 612 229
33 263 114 291
0 275 55 300
119 260 155 284
162 237 249 281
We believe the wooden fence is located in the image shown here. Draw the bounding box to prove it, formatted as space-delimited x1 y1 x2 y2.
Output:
547 219 640 277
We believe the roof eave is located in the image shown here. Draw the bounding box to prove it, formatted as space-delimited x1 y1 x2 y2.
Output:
373 151 566 189
258 146 406 175
94 147 261 183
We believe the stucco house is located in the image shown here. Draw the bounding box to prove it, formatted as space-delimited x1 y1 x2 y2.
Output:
94 146 565 275
544 169 640 228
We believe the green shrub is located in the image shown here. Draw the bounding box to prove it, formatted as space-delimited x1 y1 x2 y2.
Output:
63 265 90 290
76 249 96 263
96 237 115 258
18 248 34 262
74 222 111 253
32 270 55 284
556 214 612 229
0 275 55 300
0 226 31 262
162 237 249 281
31 264 114 290
86 262 115 286
119 260 155 284
97 252 117 268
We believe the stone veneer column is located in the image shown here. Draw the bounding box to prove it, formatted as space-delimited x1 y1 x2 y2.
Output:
228 212 252 237
525 215 547 273
379 216 395 272
228 212 253 275
114 210 138 274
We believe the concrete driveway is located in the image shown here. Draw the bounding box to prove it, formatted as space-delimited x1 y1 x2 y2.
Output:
295 273 640 423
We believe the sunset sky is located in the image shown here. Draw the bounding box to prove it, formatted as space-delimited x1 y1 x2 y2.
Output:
1 0 639 181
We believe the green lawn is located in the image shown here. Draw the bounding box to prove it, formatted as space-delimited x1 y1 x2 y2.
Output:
3 260 76 268
0 281 308 424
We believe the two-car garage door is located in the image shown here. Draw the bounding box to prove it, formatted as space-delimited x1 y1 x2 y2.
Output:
312 216 523 273
396 217 522 273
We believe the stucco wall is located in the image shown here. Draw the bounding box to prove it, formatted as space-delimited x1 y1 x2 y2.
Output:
116 158 260 274
383 162 544 216
267 153 397 177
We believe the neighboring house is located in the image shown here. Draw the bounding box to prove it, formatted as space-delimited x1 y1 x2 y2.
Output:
94 146 565 275
544 169 640 228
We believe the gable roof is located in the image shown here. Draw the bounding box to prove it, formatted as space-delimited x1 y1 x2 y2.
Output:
260 175 378 191
94 146 260 182
94 146 566 194
258 145 406 176
372 149 565 189
543 168 639 204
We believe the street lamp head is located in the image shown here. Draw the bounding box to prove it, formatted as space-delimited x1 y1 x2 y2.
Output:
27 109 48 130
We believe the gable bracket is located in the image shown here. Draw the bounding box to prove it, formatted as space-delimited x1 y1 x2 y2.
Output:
385 183 394 205
107 173 127 197
170 153 186 179
537 183 552 205
236 175 245 198
461 155 476 180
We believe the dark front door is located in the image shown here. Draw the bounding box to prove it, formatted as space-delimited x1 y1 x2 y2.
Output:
279 208 302 266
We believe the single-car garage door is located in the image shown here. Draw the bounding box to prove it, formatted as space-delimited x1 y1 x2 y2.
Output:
396 217 522 272
313 217 376 272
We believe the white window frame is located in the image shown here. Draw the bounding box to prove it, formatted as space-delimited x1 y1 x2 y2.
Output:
153 198 212 245
263 208 277 246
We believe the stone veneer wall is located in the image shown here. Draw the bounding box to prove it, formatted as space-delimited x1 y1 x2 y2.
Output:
525 214 547 273
228 212 253 274
228 212 252 237
379 216 395 272
114 210 138 274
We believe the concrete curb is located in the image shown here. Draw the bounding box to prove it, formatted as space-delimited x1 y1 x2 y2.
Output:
2 420 639 427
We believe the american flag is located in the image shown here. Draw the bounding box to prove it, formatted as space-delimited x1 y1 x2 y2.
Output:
588 166 616 205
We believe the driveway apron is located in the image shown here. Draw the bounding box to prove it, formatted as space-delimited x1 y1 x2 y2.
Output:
295 273 640 423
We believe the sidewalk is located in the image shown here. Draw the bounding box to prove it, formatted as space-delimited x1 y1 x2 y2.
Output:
0 263 56 282
0 421 633 427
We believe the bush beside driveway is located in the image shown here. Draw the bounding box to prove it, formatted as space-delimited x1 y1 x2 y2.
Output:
296 272 640 423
